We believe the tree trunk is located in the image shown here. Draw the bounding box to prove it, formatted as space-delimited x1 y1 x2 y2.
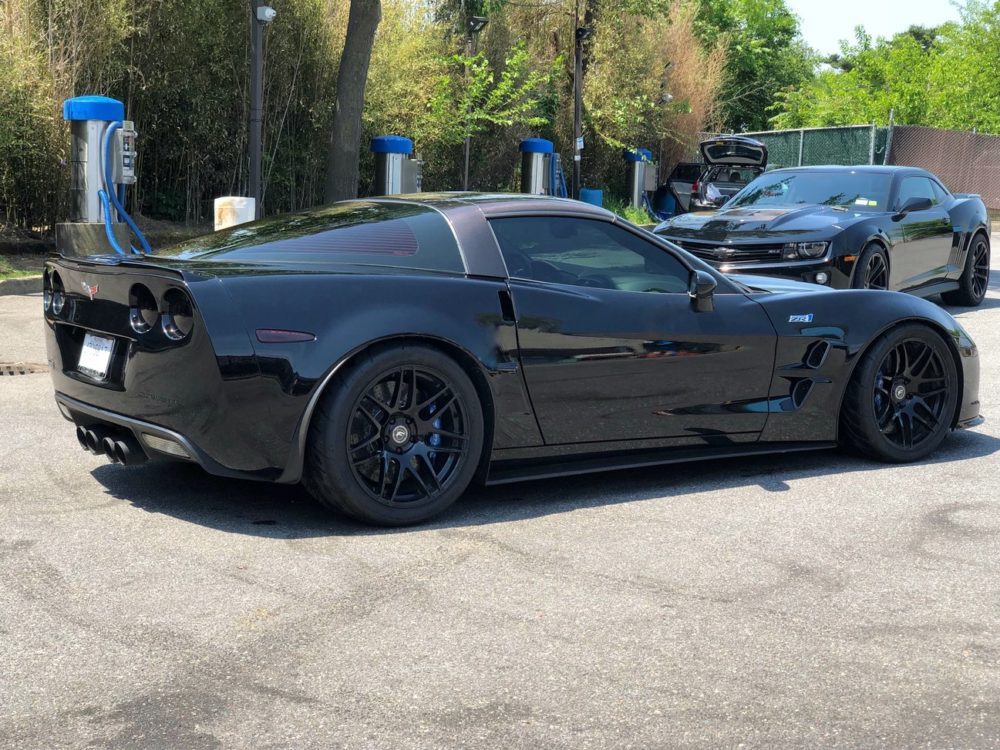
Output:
324 0 381 203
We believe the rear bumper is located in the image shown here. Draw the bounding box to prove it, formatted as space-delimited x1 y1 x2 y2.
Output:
55 392 280 482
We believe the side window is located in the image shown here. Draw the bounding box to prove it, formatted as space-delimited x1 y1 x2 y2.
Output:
930 179 951 204
489 217 691 294
895 177 938 209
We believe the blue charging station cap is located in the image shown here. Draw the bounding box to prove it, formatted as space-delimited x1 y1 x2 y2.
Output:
624 147 654 162
62 95 125 122
519 138 554 154
370 135 414 155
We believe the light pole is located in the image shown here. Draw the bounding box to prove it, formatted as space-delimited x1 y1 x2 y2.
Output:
462 15 488 192
249 1 276 218
572 22 591 200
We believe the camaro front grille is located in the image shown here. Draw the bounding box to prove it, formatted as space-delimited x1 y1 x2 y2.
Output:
672 239 785 264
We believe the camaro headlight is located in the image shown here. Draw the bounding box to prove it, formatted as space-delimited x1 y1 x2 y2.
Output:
782 241 829 260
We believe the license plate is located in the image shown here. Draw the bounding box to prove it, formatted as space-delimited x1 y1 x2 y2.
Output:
78 333 115 380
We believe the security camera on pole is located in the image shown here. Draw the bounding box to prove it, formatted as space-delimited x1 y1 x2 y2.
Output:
249 1 276 220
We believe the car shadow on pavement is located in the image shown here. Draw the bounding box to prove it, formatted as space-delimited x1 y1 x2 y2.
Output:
90 427 1000 537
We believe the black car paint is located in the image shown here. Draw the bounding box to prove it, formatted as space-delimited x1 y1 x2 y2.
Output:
45 193 981 488
654 166 990 294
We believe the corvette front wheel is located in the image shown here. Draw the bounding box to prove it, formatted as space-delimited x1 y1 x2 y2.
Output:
839 324 958 463
306 345 484 526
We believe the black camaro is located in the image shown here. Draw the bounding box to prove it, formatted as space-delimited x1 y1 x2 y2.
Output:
45 194 981 525
654 166 991 307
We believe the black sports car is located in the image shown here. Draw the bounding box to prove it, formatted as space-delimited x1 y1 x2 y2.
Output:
45 194 981 525
654 166 991 307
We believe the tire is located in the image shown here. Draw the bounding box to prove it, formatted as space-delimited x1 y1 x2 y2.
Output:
305 344 485 526
942 232 990 307
839 323 958 463
851 243 890 290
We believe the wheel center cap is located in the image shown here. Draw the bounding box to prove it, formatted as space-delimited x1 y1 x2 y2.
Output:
390 424 410 445
893 384 907 401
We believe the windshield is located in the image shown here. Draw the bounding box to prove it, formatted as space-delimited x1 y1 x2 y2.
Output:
728 171 892 210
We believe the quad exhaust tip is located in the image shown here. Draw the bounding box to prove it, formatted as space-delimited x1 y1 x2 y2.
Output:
76 425 148 466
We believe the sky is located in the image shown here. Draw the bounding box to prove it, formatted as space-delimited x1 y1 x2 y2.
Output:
785 0 964 56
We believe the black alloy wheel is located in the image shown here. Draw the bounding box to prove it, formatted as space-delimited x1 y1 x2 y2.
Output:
943 233 991 307
840 324 958 463
862 250 889 290
347 366 468 507
306 345 484 526
872 339 949 450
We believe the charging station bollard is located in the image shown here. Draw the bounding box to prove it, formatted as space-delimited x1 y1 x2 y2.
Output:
57 96 135 256
624 148 656 209
372 136 422 195
519 138 553 195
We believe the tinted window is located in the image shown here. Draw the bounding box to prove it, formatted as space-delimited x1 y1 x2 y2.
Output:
895 176 939 209
157 202 464 273
705 166 760 184
930 179 951 203
729 170 892 210
670 163 703 182
490 217 690 294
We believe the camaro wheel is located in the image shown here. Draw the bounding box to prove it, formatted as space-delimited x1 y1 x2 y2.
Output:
306 345 484 526
840 324 958 462
942 233 990 307
852 243 889 290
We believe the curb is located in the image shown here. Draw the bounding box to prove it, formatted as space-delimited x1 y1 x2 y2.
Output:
0 276 43 296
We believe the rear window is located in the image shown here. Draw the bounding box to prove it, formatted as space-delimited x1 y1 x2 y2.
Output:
157 201 464 273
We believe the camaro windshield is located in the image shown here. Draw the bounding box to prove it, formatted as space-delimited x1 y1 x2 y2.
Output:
728 171 892 210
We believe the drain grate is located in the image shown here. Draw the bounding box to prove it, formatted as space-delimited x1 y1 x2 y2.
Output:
0 362 49 376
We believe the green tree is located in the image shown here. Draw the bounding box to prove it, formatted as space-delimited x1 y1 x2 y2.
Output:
695 0 813 132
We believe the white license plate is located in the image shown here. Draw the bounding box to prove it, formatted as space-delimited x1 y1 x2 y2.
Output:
78 333 115 380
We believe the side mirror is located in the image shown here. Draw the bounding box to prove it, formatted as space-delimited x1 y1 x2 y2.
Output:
689 270 717 313
893 196 932 219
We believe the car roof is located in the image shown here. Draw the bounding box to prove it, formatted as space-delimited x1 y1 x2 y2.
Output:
765 165 929 176
364 192 617 220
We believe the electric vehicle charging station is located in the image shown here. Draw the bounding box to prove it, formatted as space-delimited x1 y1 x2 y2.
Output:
624 148 657 210
371 136 422 195
519 138 568 197
57 95 150 257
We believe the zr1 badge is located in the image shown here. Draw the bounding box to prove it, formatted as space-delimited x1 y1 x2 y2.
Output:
788 314 814 323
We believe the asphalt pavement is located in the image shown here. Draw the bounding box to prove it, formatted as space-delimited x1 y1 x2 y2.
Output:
2 248 999 749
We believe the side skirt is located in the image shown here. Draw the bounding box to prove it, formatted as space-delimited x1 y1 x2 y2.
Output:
904 280 960 299
485 441 837 485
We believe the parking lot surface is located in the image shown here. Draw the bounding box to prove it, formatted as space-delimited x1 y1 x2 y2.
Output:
2 249 1000 749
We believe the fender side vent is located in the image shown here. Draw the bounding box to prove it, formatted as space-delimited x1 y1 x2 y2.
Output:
803 340 831 369
791 378 814 408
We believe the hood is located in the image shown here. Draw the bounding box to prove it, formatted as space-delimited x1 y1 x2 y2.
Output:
727 273 826 294
699 136 767 167
656 204 865 242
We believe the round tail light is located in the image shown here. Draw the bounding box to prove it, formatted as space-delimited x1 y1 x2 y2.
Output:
129 283 158 334
161 288 194 341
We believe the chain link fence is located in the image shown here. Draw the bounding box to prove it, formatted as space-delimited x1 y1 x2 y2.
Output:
888 126 1000 212
692 124 1000 211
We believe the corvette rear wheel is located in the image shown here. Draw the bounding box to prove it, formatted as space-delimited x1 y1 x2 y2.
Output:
942 233 990 307
306 345 484 526
852 243 889 290
840 324 958 463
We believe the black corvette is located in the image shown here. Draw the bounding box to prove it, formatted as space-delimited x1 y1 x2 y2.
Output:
654 166 991 307
45 194 981 525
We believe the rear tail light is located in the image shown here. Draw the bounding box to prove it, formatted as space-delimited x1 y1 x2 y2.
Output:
50 271 65 316
161 288 194 341
129 283 158 334
43 269 52 313
691 180 699 193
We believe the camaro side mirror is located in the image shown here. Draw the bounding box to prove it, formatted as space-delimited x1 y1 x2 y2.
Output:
893 196 933 219
689 270 717 313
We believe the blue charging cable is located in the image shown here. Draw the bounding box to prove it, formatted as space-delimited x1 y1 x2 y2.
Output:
100 120 151 255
